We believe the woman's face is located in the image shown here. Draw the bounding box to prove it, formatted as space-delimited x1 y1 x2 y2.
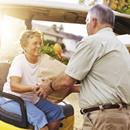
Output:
24 36 42 57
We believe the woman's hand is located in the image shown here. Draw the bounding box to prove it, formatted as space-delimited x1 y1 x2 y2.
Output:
35 79 53 98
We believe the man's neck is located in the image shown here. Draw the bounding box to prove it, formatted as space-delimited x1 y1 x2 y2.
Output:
95 24 112 34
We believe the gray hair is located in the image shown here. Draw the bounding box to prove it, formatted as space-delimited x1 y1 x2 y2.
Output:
88 4 115 27
20 30 43 48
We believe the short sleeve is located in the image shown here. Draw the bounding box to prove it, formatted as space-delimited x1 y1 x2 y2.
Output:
65 41 101 81
8 56 23 78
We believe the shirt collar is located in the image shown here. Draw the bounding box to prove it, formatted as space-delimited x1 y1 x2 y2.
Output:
96 27 113 34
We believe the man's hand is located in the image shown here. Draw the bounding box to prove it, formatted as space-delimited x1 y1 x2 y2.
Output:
35 80 53 98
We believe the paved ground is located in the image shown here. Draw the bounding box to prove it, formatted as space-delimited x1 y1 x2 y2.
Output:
64 93 83 130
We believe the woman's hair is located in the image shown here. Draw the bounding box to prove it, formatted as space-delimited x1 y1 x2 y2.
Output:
89 4 115 27
19 30 43 48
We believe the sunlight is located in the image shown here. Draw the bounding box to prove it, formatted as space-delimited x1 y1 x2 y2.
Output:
42 0 79 4
0 15 25 62
0 15 14 49
0 15 25 48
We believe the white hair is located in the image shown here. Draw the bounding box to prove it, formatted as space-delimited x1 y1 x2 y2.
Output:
88 4 115 27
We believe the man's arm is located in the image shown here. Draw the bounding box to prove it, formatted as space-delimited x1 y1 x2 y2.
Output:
51 73 76 91
36 73 77 98
51 74 80 93
70 84 80 93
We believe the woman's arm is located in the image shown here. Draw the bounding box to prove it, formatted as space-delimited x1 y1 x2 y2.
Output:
10 76 35 93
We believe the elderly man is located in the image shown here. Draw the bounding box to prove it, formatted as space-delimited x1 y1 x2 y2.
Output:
36 4 130 130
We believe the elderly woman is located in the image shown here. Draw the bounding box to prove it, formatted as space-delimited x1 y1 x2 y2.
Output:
1 30 64 130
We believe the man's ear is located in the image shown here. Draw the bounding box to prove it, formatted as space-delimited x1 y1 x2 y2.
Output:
92 18 98 28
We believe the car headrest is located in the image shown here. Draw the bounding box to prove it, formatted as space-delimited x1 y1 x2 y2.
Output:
0 63 10 91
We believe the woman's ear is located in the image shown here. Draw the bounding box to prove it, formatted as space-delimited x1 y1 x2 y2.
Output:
21 43 27 51
22 46 27 52
24 49 27 52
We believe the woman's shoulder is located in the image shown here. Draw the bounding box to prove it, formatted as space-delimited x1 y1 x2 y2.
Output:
12 53 25 63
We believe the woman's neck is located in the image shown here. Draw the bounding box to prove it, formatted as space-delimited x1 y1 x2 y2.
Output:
25 53 38 64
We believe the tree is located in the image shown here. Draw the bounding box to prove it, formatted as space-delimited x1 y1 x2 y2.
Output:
79 0 96 5
79 0 130 14
103 0 130 14
79 0 85 4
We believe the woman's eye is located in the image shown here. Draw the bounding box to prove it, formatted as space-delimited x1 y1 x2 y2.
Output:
34 42 38 46
33 42 37 45
33 42 41 46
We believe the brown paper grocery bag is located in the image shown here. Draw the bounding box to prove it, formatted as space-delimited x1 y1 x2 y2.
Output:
37 54 71 103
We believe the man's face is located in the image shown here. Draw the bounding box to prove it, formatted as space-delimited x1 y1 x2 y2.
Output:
85 13 96 35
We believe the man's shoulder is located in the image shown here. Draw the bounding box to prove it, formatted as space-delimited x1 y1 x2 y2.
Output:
76 35 98 50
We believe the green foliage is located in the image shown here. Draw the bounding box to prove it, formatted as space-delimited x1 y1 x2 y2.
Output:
117 3 130 14
79 0 85 4
104 0 130 14
40 40 56 58
40 39 69 65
